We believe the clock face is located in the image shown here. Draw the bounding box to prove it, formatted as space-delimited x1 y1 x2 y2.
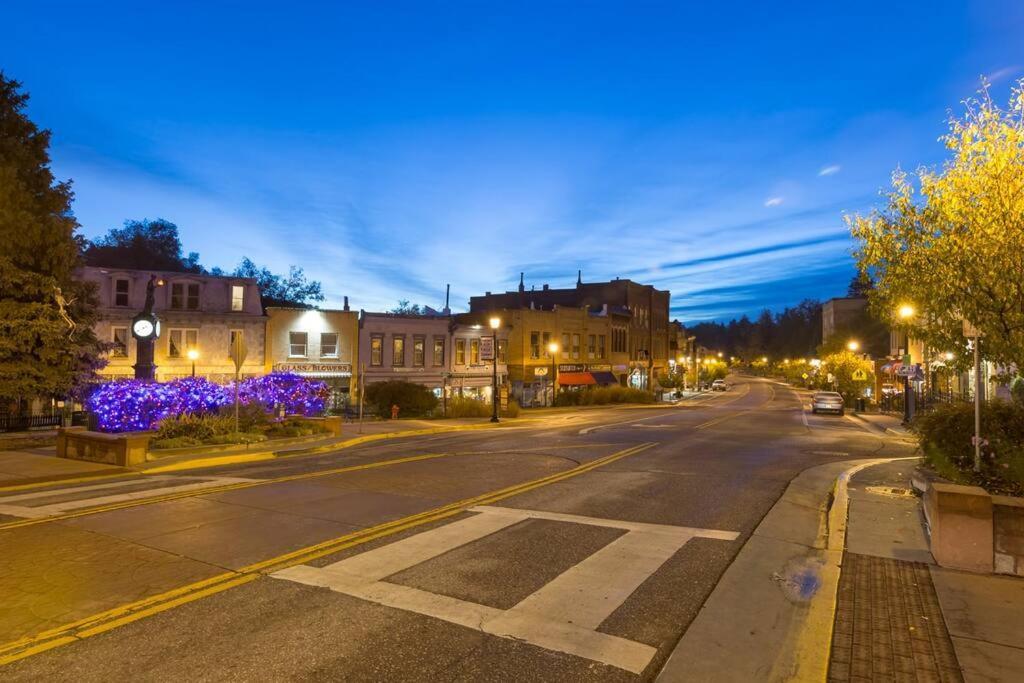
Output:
133 319 154 338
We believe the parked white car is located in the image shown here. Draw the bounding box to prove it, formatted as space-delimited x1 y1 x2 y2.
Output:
811 391 845 415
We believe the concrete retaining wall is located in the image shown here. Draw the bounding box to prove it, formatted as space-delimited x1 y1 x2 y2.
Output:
924 481 1024 576
57 427 151 467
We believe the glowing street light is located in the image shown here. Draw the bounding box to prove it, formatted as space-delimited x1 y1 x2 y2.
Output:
187 348 199 377
847 340 860 352
944 351 955 361
898 304 916 320
489 317 501 423
761 356 768 363
548 341 560 405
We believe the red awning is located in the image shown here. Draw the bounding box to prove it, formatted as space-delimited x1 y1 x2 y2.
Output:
558 372 596 386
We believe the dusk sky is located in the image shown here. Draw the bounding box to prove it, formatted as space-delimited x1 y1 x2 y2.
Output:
5 2 1023 322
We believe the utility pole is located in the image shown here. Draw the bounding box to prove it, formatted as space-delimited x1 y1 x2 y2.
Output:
973 335 982 472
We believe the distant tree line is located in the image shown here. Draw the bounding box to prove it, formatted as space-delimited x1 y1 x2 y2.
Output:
688 276 889 360
83 218 325 308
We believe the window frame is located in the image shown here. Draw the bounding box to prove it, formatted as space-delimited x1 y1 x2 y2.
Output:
392 335 405 367
111 326 129 357
529 331 540 360
433 336 445 367
320 332 339 359
470 338 480 365
412 335 425 367
456 338 466 365
230 284 245 312
370 334 384 367
168 328 198 359
288 331 308 358
113 279 130 307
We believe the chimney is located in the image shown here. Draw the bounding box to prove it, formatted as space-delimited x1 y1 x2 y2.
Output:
343 296 350 311
444 284 451 314
518 272 525 293
542 284 549 291
485 291 491 296
577 270 582 286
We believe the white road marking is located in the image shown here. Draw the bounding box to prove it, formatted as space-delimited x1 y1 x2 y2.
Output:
578 413 674 435
273 506 738 674
0 476 257 519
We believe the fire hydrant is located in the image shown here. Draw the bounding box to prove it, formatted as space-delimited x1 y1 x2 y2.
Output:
391 404 400 420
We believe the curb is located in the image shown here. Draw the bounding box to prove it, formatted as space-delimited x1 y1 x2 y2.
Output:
657 457 912 682
136 420 517 474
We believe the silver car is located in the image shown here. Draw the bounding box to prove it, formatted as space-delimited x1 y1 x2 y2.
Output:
811 391 845 415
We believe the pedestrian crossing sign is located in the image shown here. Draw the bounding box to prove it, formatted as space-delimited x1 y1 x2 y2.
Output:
852 369 867 381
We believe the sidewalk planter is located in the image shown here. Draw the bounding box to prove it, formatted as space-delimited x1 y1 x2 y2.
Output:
923 481 1024 576
993 495 1024 576
57 426 151 467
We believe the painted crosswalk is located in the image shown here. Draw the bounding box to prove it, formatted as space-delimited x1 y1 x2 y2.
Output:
273 505 739 674
0 475 257 519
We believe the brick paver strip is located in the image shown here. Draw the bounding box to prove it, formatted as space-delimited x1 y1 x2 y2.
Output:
828 552 963 683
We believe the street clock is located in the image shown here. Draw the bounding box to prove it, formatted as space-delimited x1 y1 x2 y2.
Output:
132 313 161 340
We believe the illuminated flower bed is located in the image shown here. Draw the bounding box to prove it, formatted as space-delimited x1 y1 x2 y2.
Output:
87 373 328 433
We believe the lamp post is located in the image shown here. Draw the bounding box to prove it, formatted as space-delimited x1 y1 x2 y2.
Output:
489 316 501 423
548 341 559 405
187 348 199 377
847 340 860 352
897 304 916 424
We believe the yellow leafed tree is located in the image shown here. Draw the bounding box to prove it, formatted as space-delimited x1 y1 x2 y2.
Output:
848 81 1024 367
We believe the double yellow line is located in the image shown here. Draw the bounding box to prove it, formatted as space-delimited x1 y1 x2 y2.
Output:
0 441 657 667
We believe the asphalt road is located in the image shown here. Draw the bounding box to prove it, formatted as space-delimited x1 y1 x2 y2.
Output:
0 376 916 681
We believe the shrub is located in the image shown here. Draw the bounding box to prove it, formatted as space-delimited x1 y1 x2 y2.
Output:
237 373 329 416
364 380 438 418
1011 376 1024 406
207 432 267 445
443 395 521 418
554 386 655 407
154 413 236 442
914 400 1024 495
265 417 331 438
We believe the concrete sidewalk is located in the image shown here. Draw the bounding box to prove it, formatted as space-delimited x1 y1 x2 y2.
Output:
850 411 913 437
0 447 127 489
830 460 1024 682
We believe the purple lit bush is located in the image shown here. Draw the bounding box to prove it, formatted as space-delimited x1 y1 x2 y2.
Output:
87 373 327 433
236 373 329 416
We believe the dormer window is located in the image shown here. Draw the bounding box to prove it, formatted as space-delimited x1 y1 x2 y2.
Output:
231 285 244 312
171 282 200 310
114 278 130 307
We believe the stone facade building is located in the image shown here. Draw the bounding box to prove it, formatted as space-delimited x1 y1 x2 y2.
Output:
81 266 266 382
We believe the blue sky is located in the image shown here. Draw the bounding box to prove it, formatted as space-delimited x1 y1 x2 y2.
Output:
5 1 1023 321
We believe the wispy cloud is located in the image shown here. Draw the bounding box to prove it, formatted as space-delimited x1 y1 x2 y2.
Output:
818 164 841 176
986 65 1021 83
764 197 784 207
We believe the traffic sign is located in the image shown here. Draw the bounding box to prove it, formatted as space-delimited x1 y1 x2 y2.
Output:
801 373 809 380
852 369 867 381
230 335 248 371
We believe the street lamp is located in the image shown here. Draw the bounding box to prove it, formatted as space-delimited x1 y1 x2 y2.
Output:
847 340 860 352
187 348 199 377
548 341 560 405
489 316 501 423
896 304 916 424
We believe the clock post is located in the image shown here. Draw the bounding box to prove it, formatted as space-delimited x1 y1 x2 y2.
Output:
132 275 163 381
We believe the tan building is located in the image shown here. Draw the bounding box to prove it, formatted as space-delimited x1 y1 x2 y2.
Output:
265 305 359 409
496 305 628 406
81 266 265 382
469 273 670 390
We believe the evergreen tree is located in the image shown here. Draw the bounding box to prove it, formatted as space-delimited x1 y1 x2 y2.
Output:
0 73 104 413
